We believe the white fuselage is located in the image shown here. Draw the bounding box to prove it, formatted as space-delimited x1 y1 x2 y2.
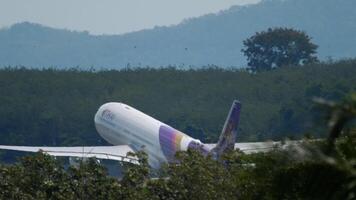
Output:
94 102 200 167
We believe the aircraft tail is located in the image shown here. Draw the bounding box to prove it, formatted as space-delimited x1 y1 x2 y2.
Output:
211 100 241 158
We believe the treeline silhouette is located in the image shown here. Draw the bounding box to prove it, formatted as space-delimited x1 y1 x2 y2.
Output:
0 59 355 148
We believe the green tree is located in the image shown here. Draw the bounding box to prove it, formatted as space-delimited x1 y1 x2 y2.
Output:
242 27 318 72
67 159 122 200
120 151 151 199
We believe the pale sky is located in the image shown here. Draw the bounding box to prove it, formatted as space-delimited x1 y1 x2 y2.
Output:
0 0 260 35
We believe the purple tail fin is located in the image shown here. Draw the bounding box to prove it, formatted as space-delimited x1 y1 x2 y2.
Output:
211 100 241 158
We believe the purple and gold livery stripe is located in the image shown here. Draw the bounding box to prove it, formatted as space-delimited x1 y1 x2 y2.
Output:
159 125 184 162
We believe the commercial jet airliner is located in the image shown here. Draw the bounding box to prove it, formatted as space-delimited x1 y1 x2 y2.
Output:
0 101 293 168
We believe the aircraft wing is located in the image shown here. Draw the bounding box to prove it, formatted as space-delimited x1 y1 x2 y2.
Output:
0 145 138 164
206 141 300 154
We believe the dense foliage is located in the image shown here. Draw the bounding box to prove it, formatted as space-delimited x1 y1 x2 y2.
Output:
242 27 318 71
0 127 354 199
0 60 355 150
0 64 355 199
1 94 355 199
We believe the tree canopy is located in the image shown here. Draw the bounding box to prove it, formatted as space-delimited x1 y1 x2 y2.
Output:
242 27 318 72
0 95 355 200
0 60 355 154
0 61 355 199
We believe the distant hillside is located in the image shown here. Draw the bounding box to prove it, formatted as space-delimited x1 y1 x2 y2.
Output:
0 0 356 69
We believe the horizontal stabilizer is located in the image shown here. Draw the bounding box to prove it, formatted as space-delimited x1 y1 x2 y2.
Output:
206 141 301 154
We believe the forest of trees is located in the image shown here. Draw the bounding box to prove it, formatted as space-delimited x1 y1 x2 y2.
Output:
0 56 355 198
0 93 355 199
1 0 355 198
0 59 355 151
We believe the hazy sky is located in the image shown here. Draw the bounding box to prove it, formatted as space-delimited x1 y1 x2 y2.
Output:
0 0 260 35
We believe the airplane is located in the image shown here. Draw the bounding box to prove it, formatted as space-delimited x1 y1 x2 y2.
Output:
0 100 295 168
